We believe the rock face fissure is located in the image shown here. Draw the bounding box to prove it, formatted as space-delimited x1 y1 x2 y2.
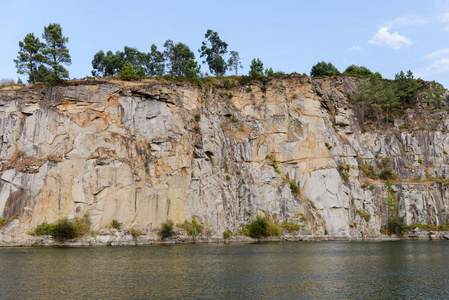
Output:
0 76 448 242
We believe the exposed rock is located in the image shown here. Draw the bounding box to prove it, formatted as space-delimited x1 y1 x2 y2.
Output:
0 76 449 244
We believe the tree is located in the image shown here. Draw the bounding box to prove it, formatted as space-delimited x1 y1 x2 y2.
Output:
14 33 45 84
199 29 228 76
249 58 264 78
310 61 340 77
265 67 274 77
145 44 165 77
183 59 201 79
227 51 243 76
424 81 446 109
164 40 196 77
394 70 419 107
41 23 71 83
343 64 373 77
118 62 137 81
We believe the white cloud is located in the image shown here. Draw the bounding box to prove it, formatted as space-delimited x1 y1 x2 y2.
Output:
349 45 362 51
415 58 449 78
387 15 428 27
423 48 449 60
368 27 412 50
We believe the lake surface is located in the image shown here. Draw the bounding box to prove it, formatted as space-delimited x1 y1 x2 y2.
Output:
0 241 448 299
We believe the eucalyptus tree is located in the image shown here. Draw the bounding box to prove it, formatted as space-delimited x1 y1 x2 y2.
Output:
199 30 228 76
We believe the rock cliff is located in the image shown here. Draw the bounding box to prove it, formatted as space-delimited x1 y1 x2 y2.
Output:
1 75 448 244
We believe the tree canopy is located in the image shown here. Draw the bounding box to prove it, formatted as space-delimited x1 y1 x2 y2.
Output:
310 61 340 77
199 29 228 76
14 33 45 84
249 58 264 78
343 65 373 77
41 23 71 83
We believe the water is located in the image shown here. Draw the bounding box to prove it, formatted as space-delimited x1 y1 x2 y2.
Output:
0 241 448 299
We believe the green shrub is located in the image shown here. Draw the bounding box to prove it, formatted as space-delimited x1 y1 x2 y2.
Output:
223 230 231 239
379 169 397 181
343 65 372 77
356 209 371 222
181 217 203 238
361 164 378 179
267 220 282 237
194 113 201 122
310 61 340 77
118 62 137 81
246 216 268 238
385 215 404 235
130 228 142 239
281 221 300 234
159 220 175 240
289 180 300 196
34 221 54 235
111 219 122 230
51 218 77 240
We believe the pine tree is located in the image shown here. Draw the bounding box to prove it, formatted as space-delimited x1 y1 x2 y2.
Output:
14 33 45 84
249 58 264 78
41 23 71 83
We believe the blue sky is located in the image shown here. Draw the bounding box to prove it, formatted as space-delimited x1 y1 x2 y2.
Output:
2 0 449 86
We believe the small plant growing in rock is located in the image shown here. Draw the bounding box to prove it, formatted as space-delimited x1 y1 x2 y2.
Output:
194 113 201 122
246 216 268 238
222 230 231 239
111 219 122 230
356 209 371 222
159 220 175 240
281 221 300 234
289 180 300 196
229 115 238 123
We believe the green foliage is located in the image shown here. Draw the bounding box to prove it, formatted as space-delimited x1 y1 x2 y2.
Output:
118 62 137 81
379 169 397 181
199 29 228 76
356 209 371 222
41 23 71 84
280 221 300 234
267 219 282 237
246 216 268 238
343 64 373 77
194 114 201 122
394 70 420 107
310 61 340 77
289 180 300 196
32 216 90 240
423 81 446 109
249 58 264 78
227 51 243 76
339 164 350 182
222 229 231 239
14 33 45 84
111 219 122 230
183 59 201 79
164 40 197 77
385 215 404 235
361 164 378 179
265 67 274 77
146 44 165 77
130 228 142 239
181 216 203 238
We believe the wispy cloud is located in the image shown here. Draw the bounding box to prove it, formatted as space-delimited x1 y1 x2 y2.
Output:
368 27 412 50
349 45 362 51
423 48 449 60
415 48 449 79
387 15 428 27
415 58 449 79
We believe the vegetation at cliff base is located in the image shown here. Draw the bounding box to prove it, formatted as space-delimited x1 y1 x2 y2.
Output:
159 220 175 239
31 215 91 240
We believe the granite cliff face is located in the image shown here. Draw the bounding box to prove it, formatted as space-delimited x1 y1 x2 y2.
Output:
0 76 448 243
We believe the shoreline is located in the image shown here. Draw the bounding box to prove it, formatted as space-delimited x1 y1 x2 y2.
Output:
1 231 448 247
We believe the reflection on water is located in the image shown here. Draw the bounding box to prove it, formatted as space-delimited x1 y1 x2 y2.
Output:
1 241 449 299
